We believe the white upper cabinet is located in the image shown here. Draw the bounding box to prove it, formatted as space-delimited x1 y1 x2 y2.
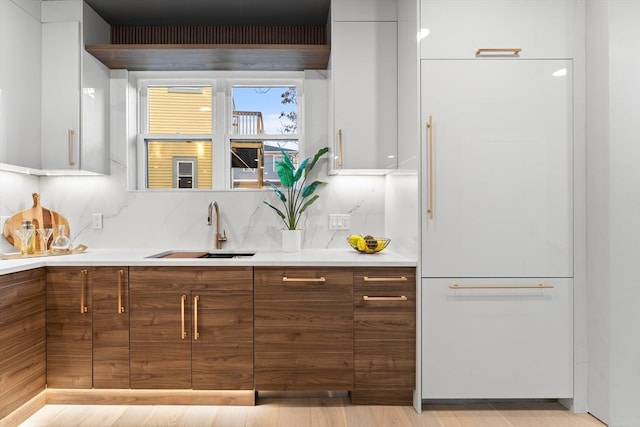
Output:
421 59 573 278
420 0 575 59
333 0 397 21
41 1 110 174
0 1 42 169
329 0 398 174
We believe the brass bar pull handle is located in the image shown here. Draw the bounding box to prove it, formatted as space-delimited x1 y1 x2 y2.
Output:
475 48 521 57
80 269 88 314
117 269 125 314
68 129 76 166
364 276 408 282
426 116 434 220
282 276 327 283
337 129 343 167
363 295 408 301
193 295 200 341
180 294 187 340
449 284 554 290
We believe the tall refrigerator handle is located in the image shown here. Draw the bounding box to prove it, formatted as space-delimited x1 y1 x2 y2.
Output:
426 115 434 220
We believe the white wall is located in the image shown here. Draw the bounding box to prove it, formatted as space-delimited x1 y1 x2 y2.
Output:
586 1 640 426
1 71 389 253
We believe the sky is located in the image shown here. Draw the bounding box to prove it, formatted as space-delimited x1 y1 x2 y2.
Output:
232 86 297 135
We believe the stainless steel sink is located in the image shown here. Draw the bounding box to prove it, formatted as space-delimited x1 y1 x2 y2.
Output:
147 251 255 259
199 252 255 259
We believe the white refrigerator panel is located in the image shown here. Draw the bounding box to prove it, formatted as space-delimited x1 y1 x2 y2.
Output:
422 278 574 399
421 59 573 278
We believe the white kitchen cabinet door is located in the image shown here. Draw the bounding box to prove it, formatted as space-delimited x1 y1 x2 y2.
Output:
330 21 397 173
80 51 110 174
421 59 572 278
332 0 397 22
420 0 574 59
0 1 41 169
41 21 81 171
41 16 109 174
422 278 573 399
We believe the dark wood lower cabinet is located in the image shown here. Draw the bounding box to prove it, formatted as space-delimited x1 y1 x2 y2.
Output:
0 268 46 420
351 267 416 405
129 267 253 390
46 266 129 389
254 267 354 391
3 263 415 414
92 268 130 388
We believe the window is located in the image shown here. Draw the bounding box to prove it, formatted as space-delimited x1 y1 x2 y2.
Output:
229 85 300 189
135 75 302 190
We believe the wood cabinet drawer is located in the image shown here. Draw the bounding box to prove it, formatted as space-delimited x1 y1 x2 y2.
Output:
353 268 416 404
255 267 352 301
255 267 353 391
355 339 415 372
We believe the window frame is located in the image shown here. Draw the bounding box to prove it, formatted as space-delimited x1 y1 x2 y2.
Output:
131 72 304 192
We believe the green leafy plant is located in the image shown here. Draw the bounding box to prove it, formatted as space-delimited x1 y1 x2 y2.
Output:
264 146 329 230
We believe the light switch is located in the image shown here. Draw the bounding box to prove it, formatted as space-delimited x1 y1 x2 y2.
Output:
329 214 350 230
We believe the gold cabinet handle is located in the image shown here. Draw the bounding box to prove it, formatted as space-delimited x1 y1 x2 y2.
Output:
337 129 343 167
449 284 554 290
282 276 326 283
475 48 521 57
117 269 125 314
193 295 200 341
426 115 434 220
80 269 88 314
363 276 408 282
68 129 76 166
180 294 187 340
363 295 408 301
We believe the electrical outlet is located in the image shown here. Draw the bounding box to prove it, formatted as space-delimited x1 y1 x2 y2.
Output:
329 214 350 230
92 213 103 230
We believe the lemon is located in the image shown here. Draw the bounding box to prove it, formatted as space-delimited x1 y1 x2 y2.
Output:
348 234 363 247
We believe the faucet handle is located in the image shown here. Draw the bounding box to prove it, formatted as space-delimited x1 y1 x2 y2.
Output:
219 230 228 242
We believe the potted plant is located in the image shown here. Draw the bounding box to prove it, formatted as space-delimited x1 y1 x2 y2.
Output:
264 146 329 251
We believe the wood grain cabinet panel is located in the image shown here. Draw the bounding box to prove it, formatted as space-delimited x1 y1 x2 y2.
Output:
254 267 354 391
92 268 129 388
352 267 416 405
46 267 129 389
46 267 93 388
129 267 253 390
0 268 46 420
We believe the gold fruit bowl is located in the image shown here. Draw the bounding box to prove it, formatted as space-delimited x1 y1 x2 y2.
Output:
347 236 391 254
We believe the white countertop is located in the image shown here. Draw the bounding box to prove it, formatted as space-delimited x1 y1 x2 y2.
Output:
0 248 416 275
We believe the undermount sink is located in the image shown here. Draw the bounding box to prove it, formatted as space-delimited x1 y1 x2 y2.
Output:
147 251 255 259
199 252 255 259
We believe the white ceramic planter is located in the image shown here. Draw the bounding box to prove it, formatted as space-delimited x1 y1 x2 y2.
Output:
281 229 302 252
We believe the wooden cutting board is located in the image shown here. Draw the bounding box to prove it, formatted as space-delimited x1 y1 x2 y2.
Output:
3 193 70 251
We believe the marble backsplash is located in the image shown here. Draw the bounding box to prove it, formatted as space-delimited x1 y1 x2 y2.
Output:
1 168 418 257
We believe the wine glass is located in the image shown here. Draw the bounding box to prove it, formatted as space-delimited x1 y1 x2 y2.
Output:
36 228 54 253
13 228 34 255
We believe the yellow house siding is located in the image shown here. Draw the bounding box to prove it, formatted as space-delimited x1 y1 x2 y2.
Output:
148 86 213 134
147 141 212 189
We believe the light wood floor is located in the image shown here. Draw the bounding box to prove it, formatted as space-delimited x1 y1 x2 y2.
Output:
20 399 606 427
